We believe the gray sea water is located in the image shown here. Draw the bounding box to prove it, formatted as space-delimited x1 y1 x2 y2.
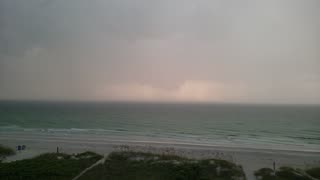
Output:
0 101 319 151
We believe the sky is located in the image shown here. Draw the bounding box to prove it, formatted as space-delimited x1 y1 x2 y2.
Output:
0 0 319 104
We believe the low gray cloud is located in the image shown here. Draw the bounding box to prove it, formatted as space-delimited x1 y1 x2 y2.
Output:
0 0 319 104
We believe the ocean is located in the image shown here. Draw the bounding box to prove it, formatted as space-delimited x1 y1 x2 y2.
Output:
0 101 319 152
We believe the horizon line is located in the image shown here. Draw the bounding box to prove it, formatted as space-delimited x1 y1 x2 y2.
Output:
1 99 320 106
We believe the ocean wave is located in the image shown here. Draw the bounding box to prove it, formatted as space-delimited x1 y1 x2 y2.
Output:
0 125 128 133
1 125 319 152
0 125 22 130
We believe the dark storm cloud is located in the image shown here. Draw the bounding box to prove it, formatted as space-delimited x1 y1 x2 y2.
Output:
0 0 320 103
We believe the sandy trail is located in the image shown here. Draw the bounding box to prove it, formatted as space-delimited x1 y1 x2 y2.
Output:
72 156 107 180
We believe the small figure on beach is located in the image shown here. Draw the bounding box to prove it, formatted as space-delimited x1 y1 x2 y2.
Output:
57 146 59 153
17 145 21 151
16 145 27 152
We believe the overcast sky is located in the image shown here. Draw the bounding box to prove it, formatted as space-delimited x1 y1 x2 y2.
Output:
0 0 319 104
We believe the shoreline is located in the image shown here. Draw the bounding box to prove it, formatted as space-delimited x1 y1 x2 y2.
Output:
1 130 319 154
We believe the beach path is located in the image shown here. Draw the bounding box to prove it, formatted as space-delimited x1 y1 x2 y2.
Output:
72 155 107 180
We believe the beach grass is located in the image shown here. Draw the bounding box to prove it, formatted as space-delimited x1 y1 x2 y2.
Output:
1 149 318 180
0 145 15 161
78 151 246 180
0 151 102 180
254 166 320 180
306 167 320 179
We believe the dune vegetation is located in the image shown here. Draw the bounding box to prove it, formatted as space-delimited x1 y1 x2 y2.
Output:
254 166 320 180
1 149 319 180
0 151 102 180
78 151 246 180
0 145 15 162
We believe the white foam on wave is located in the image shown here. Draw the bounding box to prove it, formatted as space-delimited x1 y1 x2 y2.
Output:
1 125 320 153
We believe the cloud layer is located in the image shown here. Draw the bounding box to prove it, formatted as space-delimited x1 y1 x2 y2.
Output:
1 0 320 104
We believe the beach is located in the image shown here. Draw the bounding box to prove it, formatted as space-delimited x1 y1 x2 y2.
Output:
1 131 319 180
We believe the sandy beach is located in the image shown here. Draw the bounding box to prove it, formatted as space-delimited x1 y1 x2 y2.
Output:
1 131 319 180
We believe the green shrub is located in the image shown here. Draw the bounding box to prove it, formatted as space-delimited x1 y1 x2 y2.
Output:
255 166 318 180
0 151 102 180
306 167 320 179
0 145 15 157
79 151 246 180
276 167 312 180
